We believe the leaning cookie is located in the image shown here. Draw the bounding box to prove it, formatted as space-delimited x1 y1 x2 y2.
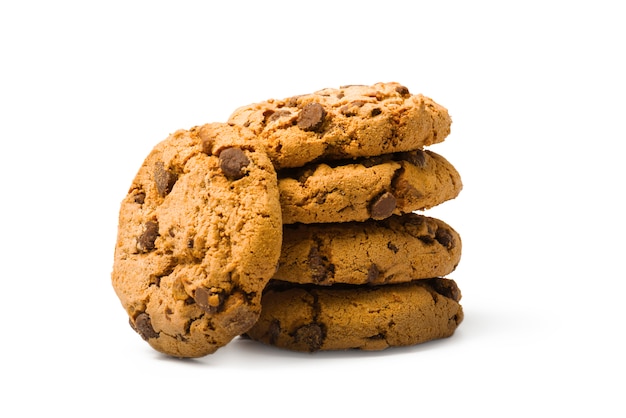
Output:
278 149 461 224
228 82 452 168
244 279 463 352
111 123 282 358
275 214 461 285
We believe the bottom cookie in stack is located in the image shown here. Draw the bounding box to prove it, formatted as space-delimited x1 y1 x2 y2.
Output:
243 213 464 352
244 278 463 352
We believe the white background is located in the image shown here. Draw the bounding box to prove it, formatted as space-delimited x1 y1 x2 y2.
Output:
1 1 624 416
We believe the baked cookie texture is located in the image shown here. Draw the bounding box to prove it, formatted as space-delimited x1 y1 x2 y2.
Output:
275 214 461 286
278 149 462 224
111 123 282 357
228 82 452 168
244 279 463 352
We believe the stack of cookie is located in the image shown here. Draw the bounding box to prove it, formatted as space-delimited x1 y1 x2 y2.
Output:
229 82 464 352
111 82 463 358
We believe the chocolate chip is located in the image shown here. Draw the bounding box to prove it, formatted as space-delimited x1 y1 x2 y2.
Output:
370 192 397 220
219 147 250 180
427 278 462 302
395 85 410 96
387 242 399 253
367 264 380 283
435 228 455 249
133 313 159 340
418 235 434 245
294 323 324 352
398 149 427 168
297 102 326 132
340 100 365 117
194 287 224 313
133 191 145 204
137 221 159 252
308 246 334 283
268 109 292 122
370 108 382 117
154 162 178 197
269 320 281 345
297 167 315 184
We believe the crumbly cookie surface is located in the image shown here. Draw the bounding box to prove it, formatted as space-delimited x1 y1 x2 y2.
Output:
228 82 452 168
275 214 461 285
244 279 463 352
278 149 462 224
111 123 282 357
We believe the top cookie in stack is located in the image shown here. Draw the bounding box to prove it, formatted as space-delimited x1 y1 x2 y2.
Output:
228 82 451 169
224 82 461 225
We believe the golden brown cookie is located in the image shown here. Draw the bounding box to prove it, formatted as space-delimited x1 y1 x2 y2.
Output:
275 213 461 285
228 82 452 168
278 149 461 224
244 279 463 352
111 123 282 358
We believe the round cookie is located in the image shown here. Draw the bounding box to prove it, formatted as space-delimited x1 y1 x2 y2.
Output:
228 82 452 168
111 123 282 358
278 149 462 224
275 214 461 286
244 279 463 352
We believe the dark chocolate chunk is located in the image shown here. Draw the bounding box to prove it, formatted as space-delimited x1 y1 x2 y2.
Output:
370 107 382 117
395 85 410 96
137 221 159 252
268 320 281 345
427 278 462 302
133 191 146 204
387 242 399 253
367 264 380 283
194 287 224 313
393 177 423 202
370 192 397 220
398 149 427 168
435 228 455 249
219 147 250 180
418 235 435 245
340 100 365 117
133 313 159 340
294 323 324 352
154 162 178 197
297 102 326 132
268 109 292 122
308 246 334 283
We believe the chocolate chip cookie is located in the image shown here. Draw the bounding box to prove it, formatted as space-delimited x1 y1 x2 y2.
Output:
228 82 452 168
278 149 462 224
275 214 461 285
111 123 282 358
244 278 463 352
